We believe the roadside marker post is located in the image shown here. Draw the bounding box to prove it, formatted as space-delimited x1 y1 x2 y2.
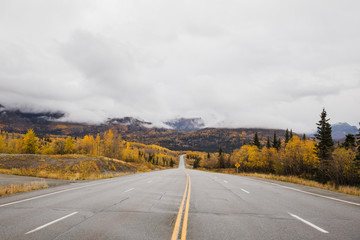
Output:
235 163 240 173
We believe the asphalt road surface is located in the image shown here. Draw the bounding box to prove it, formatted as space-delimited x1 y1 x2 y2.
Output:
0 155 359 239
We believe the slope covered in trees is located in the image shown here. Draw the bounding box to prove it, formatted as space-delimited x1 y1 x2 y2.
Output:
187 109 360 188
0 129 178 171
0 105 290 152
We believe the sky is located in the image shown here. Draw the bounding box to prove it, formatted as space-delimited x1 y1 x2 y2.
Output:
0 0 359 133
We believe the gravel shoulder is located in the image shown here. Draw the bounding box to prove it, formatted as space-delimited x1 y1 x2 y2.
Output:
0 174 74 187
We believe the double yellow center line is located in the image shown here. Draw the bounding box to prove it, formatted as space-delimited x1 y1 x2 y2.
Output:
171 172 191 240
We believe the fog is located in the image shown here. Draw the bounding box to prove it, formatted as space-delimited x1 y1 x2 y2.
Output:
0 0 359 133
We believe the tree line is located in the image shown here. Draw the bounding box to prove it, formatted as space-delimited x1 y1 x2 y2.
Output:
187 109 360 187
0 129 177 168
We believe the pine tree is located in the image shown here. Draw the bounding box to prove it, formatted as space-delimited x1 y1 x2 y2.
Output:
266 136 271 148
285 129 290 144
315 108 334 160
302 134 307 141
272 132 277 149
290 129 293 139
193 158 200 168
218 146 223 156
272 132 280 150
253 132 261 148
356 123 360 161
218 146 225 168
343 133 356 150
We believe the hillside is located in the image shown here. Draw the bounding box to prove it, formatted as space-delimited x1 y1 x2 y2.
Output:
0 154 137 180
0 106 288 152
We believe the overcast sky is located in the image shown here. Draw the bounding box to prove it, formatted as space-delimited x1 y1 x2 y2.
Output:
0 0 359 133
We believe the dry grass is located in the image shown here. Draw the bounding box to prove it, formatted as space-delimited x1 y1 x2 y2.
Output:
0 165 134 181
201 168 360 197
0 154 140 180
0 181 48 197
0 154 176 181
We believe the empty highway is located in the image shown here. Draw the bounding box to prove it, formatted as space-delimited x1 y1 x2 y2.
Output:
0 155 359 239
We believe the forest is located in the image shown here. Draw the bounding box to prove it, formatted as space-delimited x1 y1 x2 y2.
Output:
0 129 178 169
187 109 360 188
0 108 359 191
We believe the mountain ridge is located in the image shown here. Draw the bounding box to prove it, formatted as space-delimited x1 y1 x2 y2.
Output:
3 104 356 152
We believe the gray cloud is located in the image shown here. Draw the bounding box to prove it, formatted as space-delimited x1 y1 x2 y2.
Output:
0 0 359 133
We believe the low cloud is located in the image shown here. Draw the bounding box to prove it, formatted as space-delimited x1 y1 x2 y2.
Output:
0 0 360 133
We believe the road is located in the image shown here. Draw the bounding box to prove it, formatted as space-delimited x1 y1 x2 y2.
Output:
0 155 359 239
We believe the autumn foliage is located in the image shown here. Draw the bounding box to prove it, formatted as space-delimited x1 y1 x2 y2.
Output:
0 129 178 169
187 135 359 186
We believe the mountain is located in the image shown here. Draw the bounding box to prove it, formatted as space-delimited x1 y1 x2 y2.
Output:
0 105 289 152
164 117 205 131
332 122 358 140
0 106 66 134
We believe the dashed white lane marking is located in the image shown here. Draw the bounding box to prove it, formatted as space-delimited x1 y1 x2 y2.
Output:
25 212 78 234
241 188 250 194
0 179 122 208
254 179 360 207
147 180 152 183
124 188 135 193
288 212 328 233
224 180 228 183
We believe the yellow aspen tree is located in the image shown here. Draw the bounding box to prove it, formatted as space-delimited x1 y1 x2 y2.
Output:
22 129 38 154
0 135 5 153
95 134 101 156
65 136 75 154
104 130 114 158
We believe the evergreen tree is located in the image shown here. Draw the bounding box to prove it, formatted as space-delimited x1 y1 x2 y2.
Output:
207 152 211 159
278 137 281 148
217 146 225 168
266 136 271 148
218 146 223 156
285 129 290 144
272 132 280 150
22 129 37 154
253 132 261 148
343 133 356 150
290 129 293 139
302 134 307 141
272 132 277 149
193 158 200 168
356 123 360 161
315 108 334 160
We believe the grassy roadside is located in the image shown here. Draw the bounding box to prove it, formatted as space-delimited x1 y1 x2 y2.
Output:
198 168 360 197
0 181 49 197
0 154 165 181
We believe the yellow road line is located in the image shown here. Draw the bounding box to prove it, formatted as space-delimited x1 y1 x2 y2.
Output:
181 175 191 240
171 174 189 240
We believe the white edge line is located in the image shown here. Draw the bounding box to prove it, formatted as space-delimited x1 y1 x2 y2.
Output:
248 178 360 207
288 212 328 233
25 212 78 234
241 188 250 194
124 188 135 192
0 178 120 208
